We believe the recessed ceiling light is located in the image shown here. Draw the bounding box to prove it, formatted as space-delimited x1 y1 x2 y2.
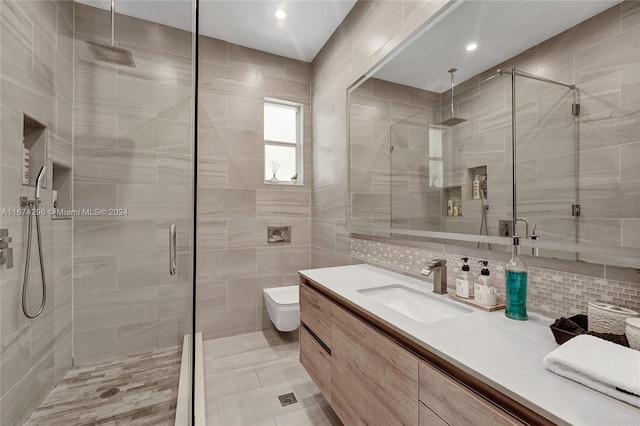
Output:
466 43 478 51
275 9 287 20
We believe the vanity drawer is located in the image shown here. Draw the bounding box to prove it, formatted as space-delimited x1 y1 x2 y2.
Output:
419 361 524 426
300 325 331 403
300 283 331 347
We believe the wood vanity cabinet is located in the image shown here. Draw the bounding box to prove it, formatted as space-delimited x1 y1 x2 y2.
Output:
299 284 332 402
299 279 529 426
331 302 419 425
418 360 523 426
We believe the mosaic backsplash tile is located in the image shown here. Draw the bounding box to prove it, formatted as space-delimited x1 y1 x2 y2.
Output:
351 238 640 318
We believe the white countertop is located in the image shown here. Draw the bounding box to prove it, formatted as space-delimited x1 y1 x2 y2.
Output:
299 264 640 426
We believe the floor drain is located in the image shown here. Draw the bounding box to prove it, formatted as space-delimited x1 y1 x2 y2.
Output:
99 388 120 399
277 392 298 407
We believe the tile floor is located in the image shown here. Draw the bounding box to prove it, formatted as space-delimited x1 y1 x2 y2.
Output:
204 329 342 426
24 346 181 425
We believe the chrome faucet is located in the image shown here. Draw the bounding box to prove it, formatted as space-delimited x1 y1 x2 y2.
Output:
421 259 448 294
515 217 530 239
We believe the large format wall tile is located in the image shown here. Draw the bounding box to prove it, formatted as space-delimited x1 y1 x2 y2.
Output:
73 327 118 365
0 0 73 422
257 246 310 276
197 38 311 338
71 2 194 368
74 146 158 185
196 248 257 282
73 256 117 294
197 307 258 340
74 288 158 331
75 220 158 256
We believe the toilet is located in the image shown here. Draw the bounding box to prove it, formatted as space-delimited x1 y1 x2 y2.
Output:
263 285 300 332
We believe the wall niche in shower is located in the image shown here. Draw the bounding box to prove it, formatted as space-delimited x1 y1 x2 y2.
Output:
52 163 71 219
22 114 47 188
443 186 463 217
468 165 487 200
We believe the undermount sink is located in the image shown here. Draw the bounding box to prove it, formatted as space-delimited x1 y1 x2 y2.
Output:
357 284 472 323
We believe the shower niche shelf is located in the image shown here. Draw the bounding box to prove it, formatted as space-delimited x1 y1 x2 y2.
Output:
52 163 71 220
443 186 463 217
469 165 488 200
22 115 47 189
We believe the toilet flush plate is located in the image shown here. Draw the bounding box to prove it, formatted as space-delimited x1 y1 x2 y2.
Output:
268 226 291 243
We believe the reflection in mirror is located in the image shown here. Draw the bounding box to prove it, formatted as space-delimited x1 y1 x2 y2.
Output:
348 0 640 268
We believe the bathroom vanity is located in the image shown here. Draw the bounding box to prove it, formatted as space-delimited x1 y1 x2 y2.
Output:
298 265 640 426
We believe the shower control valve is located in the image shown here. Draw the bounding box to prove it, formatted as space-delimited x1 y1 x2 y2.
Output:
0 228 14 269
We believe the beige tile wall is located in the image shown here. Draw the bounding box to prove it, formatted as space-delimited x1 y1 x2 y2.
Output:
311 0 452 269
72 3 194 366
311 1 640 305
432 1 640 265
196 37 312 340
349 78 441 230
0 0 74 424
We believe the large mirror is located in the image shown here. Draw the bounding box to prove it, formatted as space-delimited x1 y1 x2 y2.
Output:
347 0 640 268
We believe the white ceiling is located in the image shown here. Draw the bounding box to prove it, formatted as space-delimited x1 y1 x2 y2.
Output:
373 0 620 93
75 0 357 62
73 0 619 80
199 1 357 62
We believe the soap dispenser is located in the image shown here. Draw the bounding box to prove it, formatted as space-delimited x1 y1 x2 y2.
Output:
477 261 490 286
474 261 497 306
455 257 471 298
505 236 528 320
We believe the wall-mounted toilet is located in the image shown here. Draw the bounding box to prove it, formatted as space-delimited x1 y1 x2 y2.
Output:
263 285 299 332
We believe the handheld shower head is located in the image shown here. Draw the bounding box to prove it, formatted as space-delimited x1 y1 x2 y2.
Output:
34 166 46 200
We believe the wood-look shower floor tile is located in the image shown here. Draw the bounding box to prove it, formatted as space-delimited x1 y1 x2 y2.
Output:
24 346 182 426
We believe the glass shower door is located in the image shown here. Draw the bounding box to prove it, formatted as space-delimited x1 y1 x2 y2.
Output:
0 0 197 424
514 73 578 260
72 1 197 424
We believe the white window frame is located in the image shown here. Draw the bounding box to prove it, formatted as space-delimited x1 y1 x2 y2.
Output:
264 98 303 184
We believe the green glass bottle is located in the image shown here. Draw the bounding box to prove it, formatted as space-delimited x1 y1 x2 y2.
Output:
505 236 528 320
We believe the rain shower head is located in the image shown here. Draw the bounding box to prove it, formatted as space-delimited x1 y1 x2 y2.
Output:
86 41 136 68
439 116 467 126
86 0 136 68
438 68 466 126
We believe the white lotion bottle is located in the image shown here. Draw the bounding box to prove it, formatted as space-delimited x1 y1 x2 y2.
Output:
472 175 480 200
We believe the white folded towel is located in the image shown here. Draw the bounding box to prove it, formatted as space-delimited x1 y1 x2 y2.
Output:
543 334 640 408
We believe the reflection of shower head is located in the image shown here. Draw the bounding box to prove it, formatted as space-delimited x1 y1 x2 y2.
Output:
439 117 467 126
439 68 467 126
85 0 136 68
86 41 136 67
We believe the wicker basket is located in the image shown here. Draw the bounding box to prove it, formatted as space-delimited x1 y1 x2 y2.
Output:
550 314 629 347
550 314 588 345
587 302 639 335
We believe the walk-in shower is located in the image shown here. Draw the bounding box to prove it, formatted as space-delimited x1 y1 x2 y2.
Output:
0 0 197 424
382 64 579 255
499 67 578 247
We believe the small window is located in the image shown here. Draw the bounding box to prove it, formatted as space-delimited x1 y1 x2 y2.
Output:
264 99 303 184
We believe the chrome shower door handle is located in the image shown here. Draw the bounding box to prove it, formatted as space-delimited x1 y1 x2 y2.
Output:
169 224 177 275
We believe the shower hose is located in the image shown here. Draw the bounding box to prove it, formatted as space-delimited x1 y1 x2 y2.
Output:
22 200 47 318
